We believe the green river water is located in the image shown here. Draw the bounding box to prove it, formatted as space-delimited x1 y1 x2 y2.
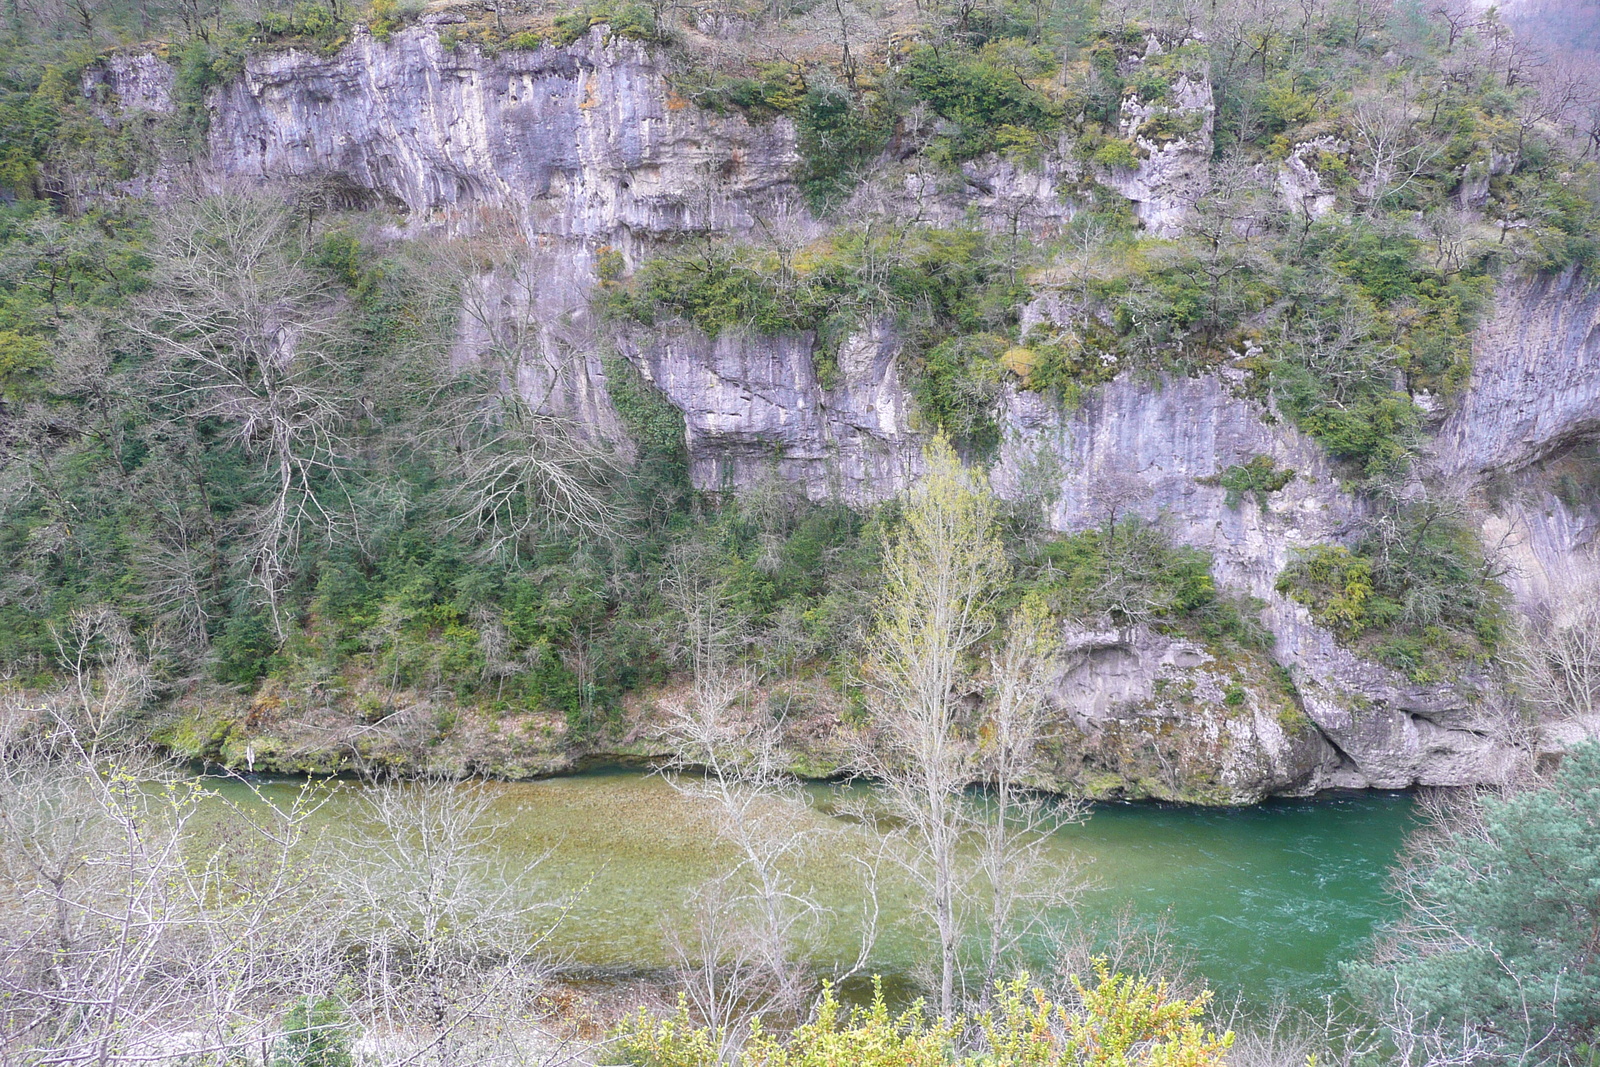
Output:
215 768 1418 1014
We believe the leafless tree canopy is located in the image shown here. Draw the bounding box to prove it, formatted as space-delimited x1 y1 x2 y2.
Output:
133 194 362 637
855 438 1081 1020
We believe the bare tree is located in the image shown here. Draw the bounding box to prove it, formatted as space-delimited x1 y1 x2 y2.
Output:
972 593 1083 1006
440 389 627 562
0 740 344 1066
1512 583 1600 723
338 777 570 1067
48 605 153 752
855 436 1076 1018
1163 155 1273 347
133 193 360 637
654 528 876 1048
656 675 833 1050
1087 467 1149 543
660 538 749 686
417 224 628 563
1348 85 1441 215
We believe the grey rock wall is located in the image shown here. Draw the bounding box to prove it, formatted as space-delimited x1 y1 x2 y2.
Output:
621 321 924 503
1439 271 1600 481
78 27 1600 798
207 22 798 238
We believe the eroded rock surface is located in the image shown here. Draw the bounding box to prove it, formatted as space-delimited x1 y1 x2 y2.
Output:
81 28 1600 799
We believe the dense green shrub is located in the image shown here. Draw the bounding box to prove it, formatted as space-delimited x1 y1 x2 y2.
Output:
1022 520 1268 649
1009 322 1122 405
1276 504 1505 680
366 0 424 42
795 85 891 211
550 2 660 45
271 996 353 1067
903 45 1061 161
1205 456 1295 511
915 333 1005 452
1347 742 1600 1065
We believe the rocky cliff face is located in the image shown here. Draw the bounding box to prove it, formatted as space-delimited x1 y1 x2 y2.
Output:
84 26 1595 800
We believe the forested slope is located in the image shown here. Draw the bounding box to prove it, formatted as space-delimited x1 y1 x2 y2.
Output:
3 0 1600 800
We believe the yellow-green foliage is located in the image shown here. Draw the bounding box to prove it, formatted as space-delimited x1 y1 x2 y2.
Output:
611 968 1231 1067
1203 455 1296 511
750 983 956 1067
1276 545 1374 640
611 997 725 1067
366 0 421 42
979 966 1232 1067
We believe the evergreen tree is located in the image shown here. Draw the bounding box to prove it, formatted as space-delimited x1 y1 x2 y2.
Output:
1348 743 1600 1065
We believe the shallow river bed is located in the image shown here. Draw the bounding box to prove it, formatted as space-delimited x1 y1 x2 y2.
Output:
215 768 1417 1013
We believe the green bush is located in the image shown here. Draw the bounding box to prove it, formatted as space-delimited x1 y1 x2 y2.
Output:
795 85 890 210
1089 137 1139 169
1275 545 1382 640
904 45 1060 161
550 3 661 45
915 333 1005 452
1012 322 1122 404
1276 504 1506 679
682 67 799 120
271 996 353 1067
367 0 424 41
614 969 1231 1067
1023 520 1267 649
215 613 286 687
1347 742 1600 1064
1206 455 1296 510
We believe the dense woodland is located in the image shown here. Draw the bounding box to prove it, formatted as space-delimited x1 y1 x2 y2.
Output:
1 0 1600 1063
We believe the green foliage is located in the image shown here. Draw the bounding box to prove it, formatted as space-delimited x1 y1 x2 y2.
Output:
603 351 691 523
1022 520 1268 650
0 199 895 729
604 226 1029 449
904 45 1061 161
1205 456 1295 511
678 65 800 120
1276 503 1506 679
916 333 1005 453
237 3 350 55
612 996 725 1067
1250 221 1492 480
0 71 64 197
749 982 954 1067
981 966 1232 1067
1275 546 1378 641
271 996 353 1067
614 970 1231 1067
1088 137 1139 169
215 613 286 687
795 85 892 211
367 0 424 42
606 245 826 337
1014 322 1122 402
1347 742 1600 1064
550 3 661 46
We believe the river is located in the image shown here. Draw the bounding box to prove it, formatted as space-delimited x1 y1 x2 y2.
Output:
212 767 1418 1015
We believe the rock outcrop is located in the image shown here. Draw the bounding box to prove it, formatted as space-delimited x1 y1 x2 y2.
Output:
80 25 1600 800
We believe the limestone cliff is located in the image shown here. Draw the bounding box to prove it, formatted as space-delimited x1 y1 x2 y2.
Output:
82 24 1597 801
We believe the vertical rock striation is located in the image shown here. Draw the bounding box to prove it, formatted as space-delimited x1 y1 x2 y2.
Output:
79 27 1600 798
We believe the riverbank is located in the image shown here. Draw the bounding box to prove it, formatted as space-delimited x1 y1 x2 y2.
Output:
145 667 1348 807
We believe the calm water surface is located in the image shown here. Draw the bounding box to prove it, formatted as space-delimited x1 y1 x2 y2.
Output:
214 769 1417 1012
